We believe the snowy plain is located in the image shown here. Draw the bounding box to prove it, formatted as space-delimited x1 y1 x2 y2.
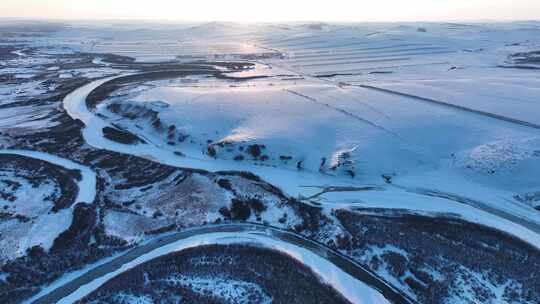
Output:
3 20 540 303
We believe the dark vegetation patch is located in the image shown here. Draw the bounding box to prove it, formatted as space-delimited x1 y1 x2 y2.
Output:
102 126 145 145
220 198 267 221
508 50 540 65
214 170 286 199
207 141 272 163
230 199 250 220
216 178 232 190
88 152 178 190
0 46 17 60
0 204 125 304
247 144 263 158
206 145 217 158
78 244 351 304
99 53 136 65
502 50 540 69
233 154 245 161
334 209 540 303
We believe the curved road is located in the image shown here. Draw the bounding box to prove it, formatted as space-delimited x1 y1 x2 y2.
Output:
29 223 415 304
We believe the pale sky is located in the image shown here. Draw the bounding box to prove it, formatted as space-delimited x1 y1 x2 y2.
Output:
1 0 540 22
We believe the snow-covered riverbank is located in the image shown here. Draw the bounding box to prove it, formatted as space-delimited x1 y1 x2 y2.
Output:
62 73 540 250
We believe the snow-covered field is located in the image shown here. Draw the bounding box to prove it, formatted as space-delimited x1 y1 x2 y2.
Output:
58 21 540 250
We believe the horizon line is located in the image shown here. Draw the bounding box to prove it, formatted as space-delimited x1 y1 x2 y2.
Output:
1 16 539 25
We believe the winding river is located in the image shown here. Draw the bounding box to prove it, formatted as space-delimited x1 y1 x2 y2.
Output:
41 70 540 303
